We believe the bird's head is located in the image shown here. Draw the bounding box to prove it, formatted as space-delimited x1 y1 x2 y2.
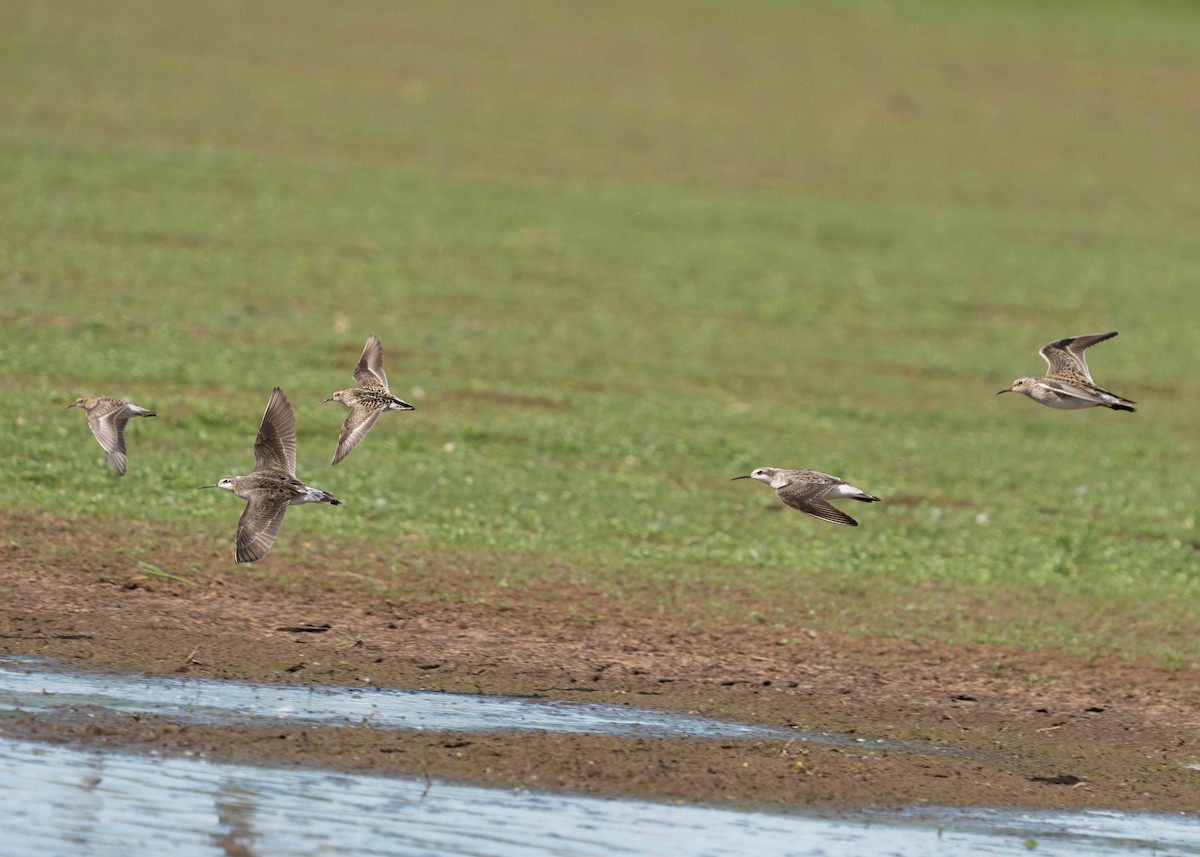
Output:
197 477 238 493
998 377 1035 396
732 467 780 485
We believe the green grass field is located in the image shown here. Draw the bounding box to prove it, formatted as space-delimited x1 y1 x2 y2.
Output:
3 0 1197 663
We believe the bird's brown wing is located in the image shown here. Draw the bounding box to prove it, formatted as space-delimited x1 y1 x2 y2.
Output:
1039 331 1118 382
332 406 382 465
353 334 388 389
253 387 297 475
775 480 860 527
234 493 290 563
87 407 128 476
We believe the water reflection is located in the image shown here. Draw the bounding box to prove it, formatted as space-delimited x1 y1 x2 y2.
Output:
213 787 259 857
1 738 1195 857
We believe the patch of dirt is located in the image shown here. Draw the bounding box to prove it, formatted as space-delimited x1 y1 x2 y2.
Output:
1 511 1198 812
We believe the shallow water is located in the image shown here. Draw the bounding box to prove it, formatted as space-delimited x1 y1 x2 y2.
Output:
2 657 1196 856
0 656 875 744
1 737 1196 857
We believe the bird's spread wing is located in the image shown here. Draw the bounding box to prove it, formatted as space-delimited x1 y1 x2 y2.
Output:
253 387 297 475
86 409 121 456
107 420 129 476
332 407 382 466
775 479 860 527
353 335 388 389
1039 331 1117 382
235 493 290 563
88 409 128 476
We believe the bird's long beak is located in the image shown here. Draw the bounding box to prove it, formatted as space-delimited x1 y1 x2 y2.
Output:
731 475 751 481
196 484 219 489
65 403 77 409
323 396 333 403
995 388 1011 395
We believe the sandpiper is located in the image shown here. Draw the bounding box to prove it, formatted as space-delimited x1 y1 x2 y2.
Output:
200 387 341 563
733 468 881 527
67 396 157 476
998 331 1136 412
326 334 415 465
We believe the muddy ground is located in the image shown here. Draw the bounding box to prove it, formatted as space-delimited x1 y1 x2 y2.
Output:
1 511 1197 812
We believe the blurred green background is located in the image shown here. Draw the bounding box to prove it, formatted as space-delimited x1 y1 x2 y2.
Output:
2 0 1197 662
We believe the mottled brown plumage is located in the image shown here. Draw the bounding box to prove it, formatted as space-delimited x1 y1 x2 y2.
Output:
998 331 1136 412
733 467 881 527
67 396 157 476
326 334 415 465
200 387 340 563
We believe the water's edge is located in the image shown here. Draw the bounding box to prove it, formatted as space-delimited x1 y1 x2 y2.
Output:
2 656 1196 857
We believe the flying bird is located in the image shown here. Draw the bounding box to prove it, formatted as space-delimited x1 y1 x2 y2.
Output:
326 334 415 465
998 331 1136 412
733 467 881 527
67 396 157 476
200 387 341 563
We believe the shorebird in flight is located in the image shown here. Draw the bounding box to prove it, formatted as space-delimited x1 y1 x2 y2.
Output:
67 396 157 476
733 468 881 527
998 331 1136 412
200 387 341 563
326 334 415 465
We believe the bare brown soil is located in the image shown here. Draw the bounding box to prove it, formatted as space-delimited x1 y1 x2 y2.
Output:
2 511 1197 811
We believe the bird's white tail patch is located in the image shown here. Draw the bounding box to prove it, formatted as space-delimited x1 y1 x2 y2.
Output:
295 487 339 505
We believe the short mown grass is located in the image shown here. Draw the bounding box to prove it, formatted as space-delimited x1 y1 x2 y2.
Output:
2 0 1197 663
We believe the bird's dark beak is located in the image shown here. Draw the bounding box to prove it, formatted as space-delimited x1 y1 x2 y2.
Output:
324 397 333 403
731 475 751 481
65 403 77 409
196 484 218 489
995 389 1011 396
